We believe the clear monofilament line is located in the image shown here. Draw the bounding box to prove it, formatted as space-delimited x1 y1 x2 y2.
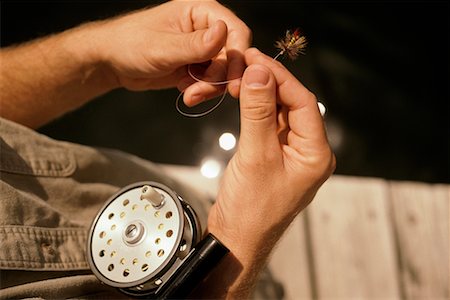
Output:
187 64 235 86
272 51 284 61
176 52 285 118
175 64 233 118
175 28 325 118
176 28 310 117
175 88 228 118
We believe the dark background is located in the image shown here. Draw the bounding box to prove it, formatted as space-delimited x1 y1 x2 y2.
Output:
1 0 449 183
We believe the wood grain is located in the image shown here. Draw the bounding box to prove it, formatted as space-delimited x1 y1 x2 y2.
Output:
307 176 401 299
390 181 449 299
268 214 313 299
160 165 449 299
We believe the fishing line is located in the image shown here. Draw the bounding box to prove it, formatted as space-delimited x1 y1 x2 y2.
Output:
175 64 234 118
176 29 313 118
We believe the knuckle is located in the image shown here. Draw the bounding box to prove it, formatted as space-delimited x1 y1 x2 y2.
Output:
307 91 317 102
322 148 337 178
243 25 253 43
241 101 273 121
329 152 337 173
305 146 336 181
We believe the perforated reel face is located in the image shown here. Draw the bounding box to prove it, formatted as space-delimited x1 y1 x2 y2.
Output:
87 182 188 289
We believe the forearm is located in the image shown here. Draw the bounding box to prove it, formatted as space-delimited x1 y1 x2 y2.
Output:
0 1 252 129
0 22 117 128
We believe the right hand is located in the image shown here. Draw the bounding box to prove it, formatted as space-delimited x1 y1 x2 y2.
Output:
208 48 336 263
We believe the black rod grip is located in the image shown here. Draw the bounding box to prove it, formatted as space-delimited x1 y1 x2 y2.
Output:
156 233 229 299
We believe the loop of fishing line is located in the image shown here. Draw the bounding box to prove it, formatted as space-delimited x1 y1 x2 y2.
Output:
175 87 228 118
175 29 328 118
175 64 237 118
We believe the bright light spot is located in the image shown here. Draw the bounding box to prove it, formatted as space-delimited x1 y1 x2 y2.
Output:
318 102 326 117
219 132 236 151
200 159 222 179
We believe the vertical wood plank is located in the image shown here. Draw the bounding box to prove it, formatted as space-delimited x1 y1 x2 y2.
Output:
390 182 449 299
307 175 401 299
268 213 312 300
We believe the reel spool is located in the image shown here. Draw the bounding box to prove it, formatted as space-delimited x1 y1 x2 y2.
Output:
87 182 202 297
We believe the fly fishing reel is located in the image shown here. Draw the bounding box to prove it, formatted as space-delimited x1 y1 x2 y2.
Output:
87 182 228 299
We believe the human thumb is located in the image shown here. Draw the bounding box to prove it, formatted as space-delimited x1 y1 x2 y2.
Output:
238 64 279 156
169 20 228 67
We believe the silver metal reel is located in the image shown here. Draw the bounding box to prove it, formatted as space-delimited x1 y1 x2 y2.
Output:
87 182 201 296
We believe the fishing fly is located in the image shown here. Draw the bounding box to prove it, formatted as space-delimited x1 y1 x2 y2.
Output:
274 28 307 61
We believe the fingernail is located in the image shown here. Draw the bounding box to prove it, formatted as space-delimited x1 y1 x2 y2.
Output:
244 65 270 88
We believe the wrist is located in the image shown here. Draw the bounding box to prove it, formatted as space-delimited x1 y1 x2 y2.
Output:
60 21 120 92
205 220 280 299
207 210 282 268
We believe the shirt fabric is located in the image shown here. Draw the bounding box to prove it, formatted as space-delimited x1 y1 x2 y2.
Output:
0 117 210 299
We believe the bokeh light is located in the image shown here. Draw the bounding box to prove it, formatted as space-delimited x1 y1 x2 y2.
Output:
200 158 222 178
219 132 236 151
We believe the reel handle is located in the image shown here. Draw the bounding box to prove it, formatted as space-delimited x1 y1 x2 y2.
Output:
155 233 229 299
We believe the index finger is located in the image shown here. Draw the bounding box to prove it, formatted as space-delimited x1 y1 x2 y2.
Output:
194 2 252 97
225 27 252 97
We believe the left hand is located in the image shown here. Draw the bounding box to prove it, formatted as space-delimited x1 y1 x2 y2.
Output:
90 0 251 103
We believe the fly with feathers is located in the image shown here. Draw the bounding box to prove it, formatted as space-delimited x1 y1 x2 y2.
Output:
274 28 307 60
